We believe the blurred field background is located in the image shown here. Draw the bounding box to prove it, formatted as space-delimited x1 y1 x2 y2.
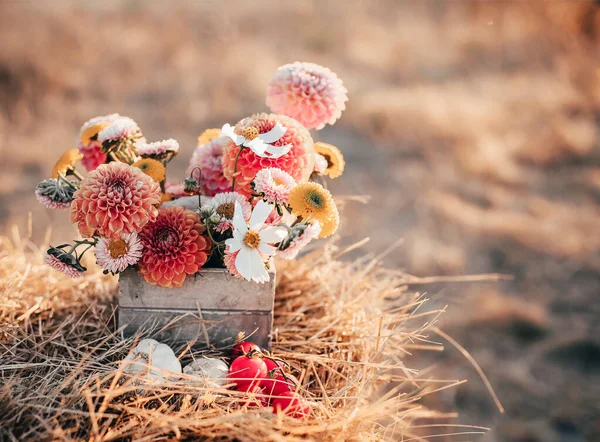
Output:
1 1 600 440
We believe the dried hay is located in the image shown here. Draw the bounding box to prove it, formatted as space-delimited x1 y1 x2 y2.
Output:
0 227 485 441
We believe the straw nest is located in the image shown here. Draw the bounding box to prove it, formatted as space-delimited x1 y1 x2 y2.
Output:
0 229 475 441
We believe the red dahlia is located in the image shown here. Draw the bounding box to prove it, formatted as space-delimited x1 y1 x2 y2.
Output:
138 207 211 288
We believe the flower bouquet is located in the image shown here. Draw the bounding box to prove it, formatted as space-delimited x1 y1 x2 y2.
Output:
37 62 348 346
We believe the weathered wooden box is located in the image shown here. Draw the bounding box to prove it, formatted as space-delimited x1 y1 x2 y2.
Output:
118 267 275 349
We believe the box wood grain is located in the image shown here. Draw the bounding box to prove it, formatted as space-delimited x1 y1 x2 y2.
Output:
118 267 275 349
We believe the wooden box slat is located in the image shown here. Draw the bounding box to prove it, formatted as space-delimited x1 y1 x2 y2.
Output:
118 267 275 349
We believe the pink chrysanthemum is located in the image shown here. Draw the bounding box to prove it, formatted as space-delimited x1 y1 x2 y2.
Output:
205 192 251 233
138 207 211 288
97 117 141 144
253 167 296 205
222 114 315 197
79 141 108 172
137 139 180 156
165 182 187 198
278 221 322 260
224 248 243 279
94 233 143 274
70 162 161 239
187 137 233 197
44 253 83 279
313 153 328 174
266 62 348 130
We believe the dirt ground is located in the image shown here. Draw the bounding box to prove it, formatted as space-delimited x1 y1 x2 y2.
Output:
1 1 599 441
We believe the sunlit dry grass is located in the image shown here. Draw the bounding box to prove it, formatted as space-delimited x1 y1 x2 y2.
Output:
0 227 482 441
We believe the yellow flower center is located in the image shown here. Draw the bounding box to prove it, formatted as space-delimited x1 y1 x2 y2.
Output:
273 177 285 186
108 239 128 259
242 127 259 140
243 230 260 249
216 202 235 219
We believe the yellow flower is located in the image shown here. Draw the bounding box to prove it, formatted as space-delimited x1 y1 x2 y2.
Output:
314 142 345 179
289 182 336 225
160 192 172 205
81 122 111 147
133 158 166 182
197 128 222 145
51 149 83 178
319 203 339 238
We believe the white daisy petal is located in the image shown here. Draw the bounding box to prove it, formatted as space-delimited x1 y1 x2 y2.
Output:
258 242 276 256
246 138 268 157
264 143 292 159
260 226 287 244
221 124 244 145
235 247 254 281
258 123 287 144
250 253 270 283
232 201 248 235
249 200 273 229
225 238 241 253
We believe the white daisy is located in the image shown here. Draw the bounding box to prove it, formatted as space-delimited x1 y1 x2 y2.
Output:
204 192 252 233
225 200 287 283
94 233 143 273
221 122 292 159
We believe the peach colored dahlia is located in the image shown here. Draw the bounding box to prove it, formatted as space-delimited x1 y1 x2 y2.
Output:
266 62 348 130
187 137 234 197
222 114 314 197
138 207 211 288
70 162 161 239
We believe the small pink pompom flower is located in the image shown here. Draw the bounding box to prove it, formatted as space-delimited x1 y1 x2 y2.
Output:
97 117 141 144
137 139 180 157
165 182 187 199
278 221 322 260
79 141 107 172
252 167 296 205
266 62 348 130
94 233 143 274
70 162 161 239
187 137 233 197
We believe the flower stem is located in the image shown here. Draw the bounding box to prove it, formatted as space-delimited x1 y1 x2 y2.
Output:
231 146 244 192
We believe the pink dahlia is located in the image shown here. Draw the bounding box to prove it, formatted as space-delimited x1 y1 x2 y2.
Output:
224 248 243 279
94 233 143 274
70 162 161 239
79 141 108 172
252 167 296 205
138 207 211 288
266 62 348 130
278 221 322 260
222 113 315 197
187 137 233 197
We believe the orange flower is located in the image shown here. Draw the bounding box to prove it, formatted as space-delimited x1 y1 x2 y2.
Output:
52 149 83 178
138 207 211 288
